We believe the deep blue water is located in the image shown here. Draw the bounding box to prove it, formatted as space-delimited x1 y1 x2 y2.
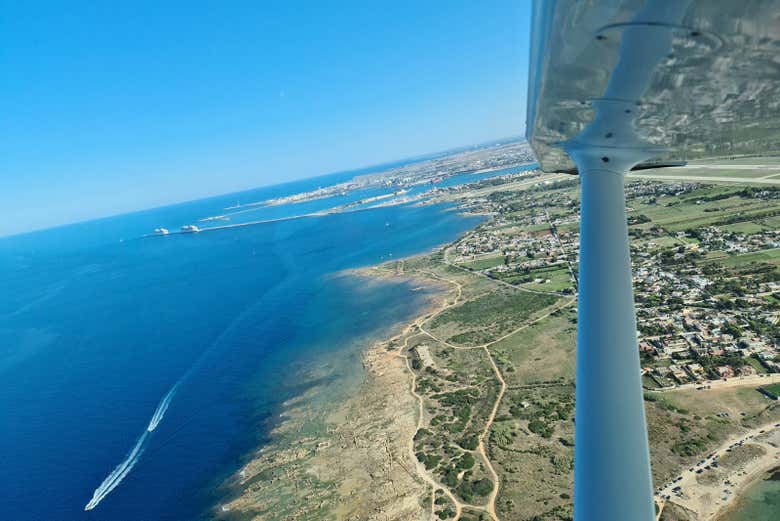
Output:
0 172 487 520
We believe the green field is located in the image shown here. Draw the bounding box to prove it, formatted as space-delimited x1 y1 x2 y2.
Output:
718 248 780 267
765 215 780 228
460 255 506 270
428 287 559 345
721 222 769 234
489 309 576 383
490 263 575 293
637 235 687 250
747 356 769 375
519 265 575 292
524 223 552 233
760 382 780 397
627 186 774 232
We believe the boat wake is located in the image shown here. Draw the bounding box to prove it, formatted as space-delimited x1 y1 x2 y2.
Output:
147 384 179 432
84 384 180 511
83 291 268 511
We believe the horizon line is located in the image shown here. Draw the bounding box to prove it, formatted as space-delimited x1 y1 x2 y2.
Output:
2 135 527 240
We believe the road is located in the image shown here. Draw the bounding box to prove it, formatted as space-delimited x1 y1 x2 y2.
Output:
648 372 780 394
655 419 780 520
544 208 578 288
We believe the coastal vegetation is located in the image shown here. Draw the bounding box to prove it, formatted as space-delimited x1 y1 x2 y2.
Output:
428 289 559 345
216 159 780 521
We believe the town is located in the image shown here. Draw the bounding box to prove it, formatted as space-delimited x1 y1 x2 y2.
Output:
217 153 780 521
439 173 780 391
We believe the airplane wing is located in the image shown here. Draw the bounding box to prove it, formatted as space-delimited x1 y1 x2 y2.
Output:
525 1 780 519
528 0 780 174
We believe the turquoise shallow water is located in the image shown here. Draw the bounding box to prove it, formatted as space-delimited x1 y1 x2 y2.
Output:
720 469 780 521
0 168 491 520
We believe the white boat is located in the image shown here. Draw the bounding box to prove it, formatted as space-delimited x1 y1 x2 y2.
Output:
153 228 169 235
180 225 200 233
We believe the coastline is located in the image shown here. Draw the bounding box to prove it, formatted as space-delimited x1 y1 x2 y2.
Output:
212 253 780 521
715 464 780 521
659 423 780 520
213 262 454 520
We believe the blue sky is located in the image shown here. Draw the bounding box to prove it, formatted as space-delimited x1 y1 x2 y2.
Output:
1 1 531 236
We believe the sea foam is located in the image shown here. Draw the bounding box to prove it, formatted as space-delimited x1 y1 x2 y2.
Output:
84 384 179 510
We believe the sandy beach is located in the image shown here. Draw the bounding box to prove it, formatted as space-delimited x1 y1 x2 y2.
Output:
657 421 780 520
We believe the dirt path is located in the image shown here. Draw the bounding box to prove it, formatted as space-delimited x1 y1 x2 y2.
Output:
402 351 464 520
372 263 467 520
392 262 576 521
478 345 505 521
655 419 780 520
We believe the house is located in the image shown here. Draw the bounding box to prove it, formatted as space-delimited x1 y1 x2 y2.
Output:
669 365 689 384
685 363 705 380
715 365 735 379
738 365 756 377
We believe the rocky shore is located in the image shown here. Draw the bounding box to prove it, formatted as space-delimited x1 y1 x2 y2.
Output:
213 271 447 521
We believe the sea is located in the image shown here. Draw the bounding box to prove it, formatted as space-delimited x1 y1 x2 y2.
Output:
0 164 531 520
720 468 780 521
